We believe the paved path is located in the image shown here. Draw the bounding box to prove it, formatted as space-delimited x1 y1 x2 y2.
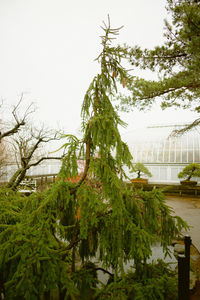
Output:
166 195 200 251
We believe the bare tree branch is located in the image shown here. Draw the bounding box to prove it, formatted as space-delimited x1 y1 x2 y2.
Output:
0 94 35 142
29 156 64 168
6 125 62 190
171 118 200 136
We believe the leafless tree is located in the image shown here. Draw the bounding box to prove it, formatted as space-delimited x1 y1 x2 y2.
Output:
0 94 34 143
0 139 11 180
7 125 63 190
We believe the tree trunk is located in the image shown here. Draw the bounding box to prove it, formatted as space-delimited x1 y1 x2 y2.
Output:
6 167 28 190
6 169 22 189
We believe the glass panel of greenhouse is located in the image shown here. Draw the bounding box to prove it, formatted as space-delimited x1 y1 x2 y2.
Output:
123 124 200 183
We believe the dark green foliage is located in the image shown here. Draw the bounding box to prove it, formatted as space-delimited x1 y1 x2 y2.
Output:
96 260 178 300
131 163 152 179
0 188 24 227
119 0 200 119
72 262 98 300
0 188 78 300
178 162 200 180
0 18 188 299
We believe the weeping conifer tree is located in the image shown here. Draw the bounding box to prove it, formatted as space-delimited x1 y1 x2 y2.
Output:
0 18 188 299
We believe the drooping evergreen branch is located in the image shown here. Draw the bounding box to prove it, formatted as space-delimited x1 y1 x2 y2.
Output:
65 222 80 251
73 135 91 192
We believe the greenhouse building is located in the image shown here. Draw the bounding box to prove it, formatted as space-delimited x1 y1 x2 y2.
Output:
1 123 200 186
123 124 200 184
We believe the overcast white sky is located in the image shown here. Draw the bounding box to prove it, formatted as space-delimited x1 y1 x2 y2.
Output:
0 0 198 139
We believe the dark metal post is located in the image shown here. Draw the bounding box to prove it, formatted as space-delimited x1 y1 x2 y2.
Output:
184 235 191 298
178 235 191 300
178 255 187 300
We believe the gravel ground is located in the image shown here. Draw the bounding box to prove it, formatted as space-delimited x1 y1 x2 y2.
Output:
165 195 200 251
